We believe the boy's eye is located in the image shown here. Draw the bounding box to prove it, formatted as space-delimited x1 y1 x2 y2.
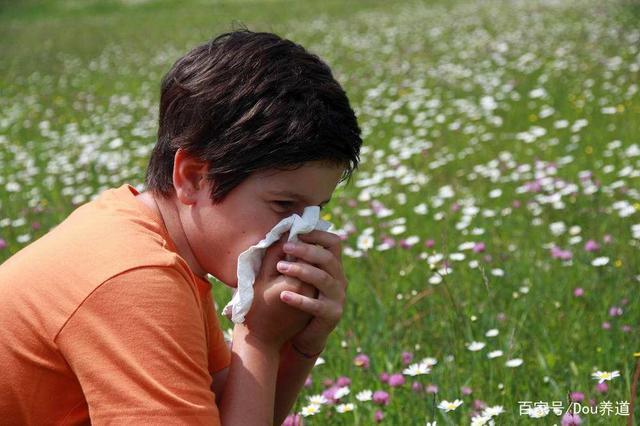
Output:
273 201 326 211
273 201 295 209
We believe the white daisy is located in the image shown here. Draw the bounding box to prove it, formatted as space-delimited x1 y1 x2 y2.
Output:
467 341 486 351
485 329 499 337
356 390 372 402
403 362 432 376
592 370 620 383
487 350 503 359
528 405 549 418
429 274 443 285
307 394 328 405
591 257 609 267
421 357 438 366
471 415 495 426
482 405 505 417
335 403 355 413
300 403 321 417
357 233 374 251
505 358 524 367
438 399 463 412
334 386 350 399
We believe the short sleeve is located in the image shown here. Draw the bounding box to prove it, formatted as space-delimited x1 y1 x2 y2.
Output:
55 266 222 425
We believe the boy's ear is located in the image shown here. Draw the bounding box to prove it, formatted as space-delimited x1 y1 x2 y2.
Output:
173 147 208 205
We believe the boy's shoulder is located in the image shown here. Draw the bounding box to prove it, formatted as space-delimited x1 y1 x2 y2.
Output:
0 184 193 339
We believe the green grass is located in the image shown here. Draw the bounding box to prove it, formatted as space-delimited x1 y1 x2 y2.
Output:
1 0 639 424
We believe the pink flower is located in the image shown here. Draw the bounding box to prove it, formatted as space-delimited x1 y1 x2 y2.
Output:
379 372 390 384
354 353 370 368
524 180 542 192
551 245 572 260
283 414 304 426
401 351 413 365
0 238 6 250
602 322 611 330
323 378 334 387
561 412 582 425
399 239 415 249
371 200 385 214
322 386 338 403
512 200 521 208
621 325 632 333
31 221 41 230
304 375 312 388
373 390 390 405
595 382 608 393
374 410 384 423
461 386 472 395
609 306 623 317
336 376 351 387
603 234 612 244
425 239 435 248
570 392 584 402
584 240 600 252
411 381 423 393
573 287 584 297
472 242 485 253
473 399 487 410
388 374 405 387
381 236 396 248
426 384 438 394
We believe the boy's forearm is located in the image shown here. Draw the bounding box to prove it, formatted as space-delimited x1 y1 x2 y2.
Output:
273 342 320 425
218 326 281 426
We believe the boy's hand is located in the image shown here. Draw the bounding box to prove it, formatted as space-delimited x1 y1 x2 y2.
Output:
238 237 315 350
275 230 347 355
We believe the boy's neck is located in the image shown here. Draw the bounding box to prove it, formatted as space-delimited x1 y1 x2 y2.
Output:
135 191 208 281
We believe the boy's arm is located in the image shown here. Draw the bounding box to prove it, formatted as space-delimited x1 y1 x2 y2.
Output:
270 231 347 422
273 341 322 425
217 325 281 425
212 340 320 425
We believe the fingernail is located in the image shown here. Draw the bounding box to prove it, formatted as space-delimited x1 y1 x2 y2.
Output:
283 243 296 252
277 261 291 271
281 291 292 302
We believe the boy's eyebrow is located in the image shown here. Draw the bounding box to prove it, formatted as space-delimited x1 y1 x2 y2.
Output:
268 190 331 206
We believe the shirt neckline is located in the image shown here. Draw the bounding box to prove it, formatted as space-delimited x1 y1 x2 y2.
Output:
120 183 212 289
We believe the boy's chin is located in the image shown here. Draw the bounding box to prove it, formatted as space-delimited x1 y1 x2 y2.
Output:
222 275 238 289
206 271 238 288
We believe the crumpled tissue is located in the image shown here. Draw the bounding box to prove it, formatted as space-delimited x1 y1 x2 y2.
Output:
222 206 332 324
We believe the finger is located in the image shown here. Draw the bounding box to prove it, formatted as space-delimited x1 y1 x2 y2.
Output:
280 291 342 323
284 240 343 282
276 260 342 300
297 230 342 259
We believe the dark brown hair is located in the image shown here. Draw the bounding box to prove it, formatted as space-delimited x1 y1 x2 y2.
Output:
144 28 362 203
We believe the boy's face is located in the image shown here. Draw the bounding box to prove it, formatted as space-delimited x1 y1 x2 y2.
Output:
182 160 344 287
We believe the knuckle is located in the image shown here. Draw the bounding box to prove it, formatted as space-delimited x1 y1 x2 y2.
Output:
310 301 322 316
333 305 343 321
322 270 333 286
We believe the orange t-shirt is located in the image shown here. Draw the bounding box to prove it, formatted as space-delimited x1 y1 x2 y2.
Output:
0 183 231 425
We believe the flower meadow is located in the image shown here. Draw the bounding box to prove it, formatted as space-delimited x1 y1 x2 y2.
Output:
1 0 639 424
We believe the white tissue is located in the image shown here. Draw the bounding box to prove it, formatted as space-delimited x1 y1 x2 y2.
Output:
222 206 332 324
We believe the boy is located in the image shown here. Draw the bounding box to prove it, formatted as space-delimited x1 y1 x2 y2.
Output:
0 29 362 424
